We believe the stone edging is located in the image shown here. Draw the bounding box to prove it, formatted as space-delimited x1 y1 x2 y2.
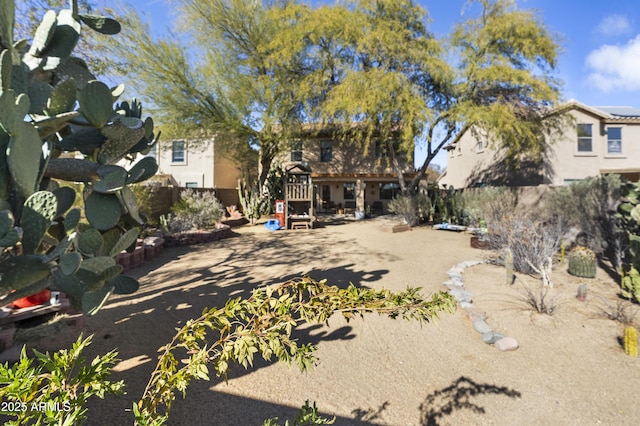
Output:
444 261 519 352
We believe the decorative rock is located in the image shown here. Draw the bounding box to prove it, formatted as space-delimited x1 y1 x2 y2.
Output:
494 336 519 352
466 310 485 322
450 289 473 303
472 318 492 334
443 278 464 287
460 302 475 310
447 267 464 275
444 283 465 292
463 260 484 268
447 272 463 281
482 331 505 344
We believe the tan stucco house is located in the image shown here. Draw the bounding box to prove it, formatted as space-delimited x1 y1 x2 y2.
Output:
440 100 640 188
277 133 416 214
150 138 242 190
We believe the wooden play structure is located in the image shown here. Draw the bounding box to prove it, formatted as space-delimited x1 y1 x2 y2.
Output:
284 163 315 229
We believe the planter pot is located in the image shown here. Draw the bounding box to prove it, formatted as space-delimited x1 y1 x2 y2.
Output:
470 236 489 249
14 289 51 309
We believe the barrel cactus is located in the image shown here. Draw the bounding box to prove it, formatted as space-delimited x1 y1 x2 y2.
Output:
0 0 159 315
567 246 596 278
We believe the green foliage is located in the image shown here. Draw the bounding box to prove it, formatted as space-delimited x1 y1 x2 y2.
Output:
387 193 431 227
0 334 124 425
0 0 158 313
133 277 455 424
263 400 335 426
459 187 518 227
622 267 640 304
168 188 224 232
238 178 267 225
542 174 624 265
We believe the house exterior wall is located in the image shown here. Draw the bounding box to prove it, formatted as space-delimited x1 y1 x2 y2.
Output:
155 138 241 189
441 102 640 188
276 137 414 213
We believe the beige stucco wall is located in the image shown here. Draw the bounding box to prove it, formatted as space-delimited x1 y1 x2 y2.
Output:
441 107 640 188
155 138 241 189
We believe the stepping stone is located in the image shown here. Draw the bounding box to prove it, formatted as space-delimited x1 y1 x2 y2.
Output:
473 318 492 334
482 331 504 344
495 336 519 352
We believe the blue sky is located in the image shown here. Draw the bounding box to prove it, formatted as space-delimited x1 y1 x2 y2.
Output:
137 0 640 167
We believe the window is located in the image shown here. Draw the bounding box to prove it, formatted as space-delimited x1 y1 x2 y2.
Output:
290 140 303 162
476 140 484 152
172 140 185 163
185 182 198 188
343 183 355 200
607 127 622 154
577 124 592 153
320 140 332 162
379 182 401 200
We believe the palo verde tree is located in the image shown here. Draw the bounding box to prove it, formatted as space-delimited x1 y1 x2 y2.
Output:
109 0 310 191
307 0 565 194
0 0 159 313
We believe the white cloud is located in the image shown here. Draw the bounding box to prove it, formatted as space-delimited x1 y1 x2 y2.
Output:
585 35 640 92
597 14 633 37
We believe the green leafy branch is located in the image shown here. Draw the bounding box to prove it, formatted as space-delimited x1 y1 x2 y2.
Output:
0 334 124 426
134 277 456 424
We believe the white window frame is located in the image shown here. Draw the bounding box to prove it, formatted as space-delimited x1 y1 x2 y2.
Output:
576 124 593 155
172 140 186 164
606 127 623 156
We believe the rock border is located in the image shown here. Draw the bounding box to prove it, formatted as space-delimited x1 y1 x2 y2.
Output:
444 260 519 352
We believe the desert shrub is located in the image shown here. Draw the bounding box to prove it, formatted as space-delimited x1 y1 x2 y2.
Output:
598 299 639 326
169 189 224 232
0 335 124 425
263 401 335 425
486 215 564 286
388 193 431 226
515 281 560 315
460 187 518 227
542 174 624 266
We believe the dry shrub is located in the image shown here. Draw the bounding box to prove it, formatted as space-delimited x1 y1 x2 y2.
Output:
486 215 564 282
515 281 561 315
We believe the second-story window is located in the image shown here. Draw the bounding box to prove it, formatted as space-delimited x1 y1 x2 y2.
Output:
290 140 303 162
172 140 186 163
320 140 332 162
607 127 622 154
577 124 592 153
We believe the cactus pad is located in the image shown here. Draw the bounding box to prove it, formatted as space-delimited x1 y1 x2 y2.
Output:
7 123 43 197
109 274 139 295
79 14 121 35
127 157 158 184
93 165 127 193
28 10 57 57
78 80 114 128
60 251 82 276
21 191 58 254
81 285 114 316
0 254 52 294
64 208 81 233
0 227 20 247
0 209 14 235
108 228 139 257
46 77 77 116
52 186 76 217
85 191 122 230
77 227 104 255
0 49 11 92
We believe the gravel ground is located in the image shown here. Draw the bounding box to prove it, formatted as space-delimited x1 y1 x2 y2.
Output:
29 217 640 425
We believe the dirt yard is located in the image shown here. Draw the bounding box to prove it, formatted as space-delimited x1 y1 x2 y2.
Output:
28 217 640 425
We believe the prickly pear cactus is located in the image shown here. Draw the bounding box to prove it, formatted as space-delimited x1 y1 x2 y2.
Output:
0 0 159 315
624 325 638 357
567 246 596 278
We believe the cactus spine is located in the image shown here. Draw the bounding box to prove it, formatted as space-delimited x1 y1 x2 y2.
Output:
568 246 596 278
624 325 638 357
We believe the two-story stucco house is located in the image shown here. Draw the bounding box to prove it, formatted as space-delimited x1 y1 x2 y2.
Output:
149 138 242 190
440 100 640 188
277 132 416 214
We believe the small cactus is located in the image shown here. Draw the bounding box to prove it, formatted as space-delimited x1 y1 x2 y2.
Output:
568 246 596 278
622 267 640 304
624 325 638 357
576 284 587 302
505 247 514 285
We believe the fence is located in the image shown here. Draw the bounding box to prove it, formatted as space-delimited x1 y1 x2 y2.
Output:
148 186 240 219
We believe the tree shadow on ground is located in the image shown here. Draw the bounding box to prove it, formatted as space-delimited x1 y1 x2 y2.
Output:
351 401 390 422
419 376 521 426
33 225 394 424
